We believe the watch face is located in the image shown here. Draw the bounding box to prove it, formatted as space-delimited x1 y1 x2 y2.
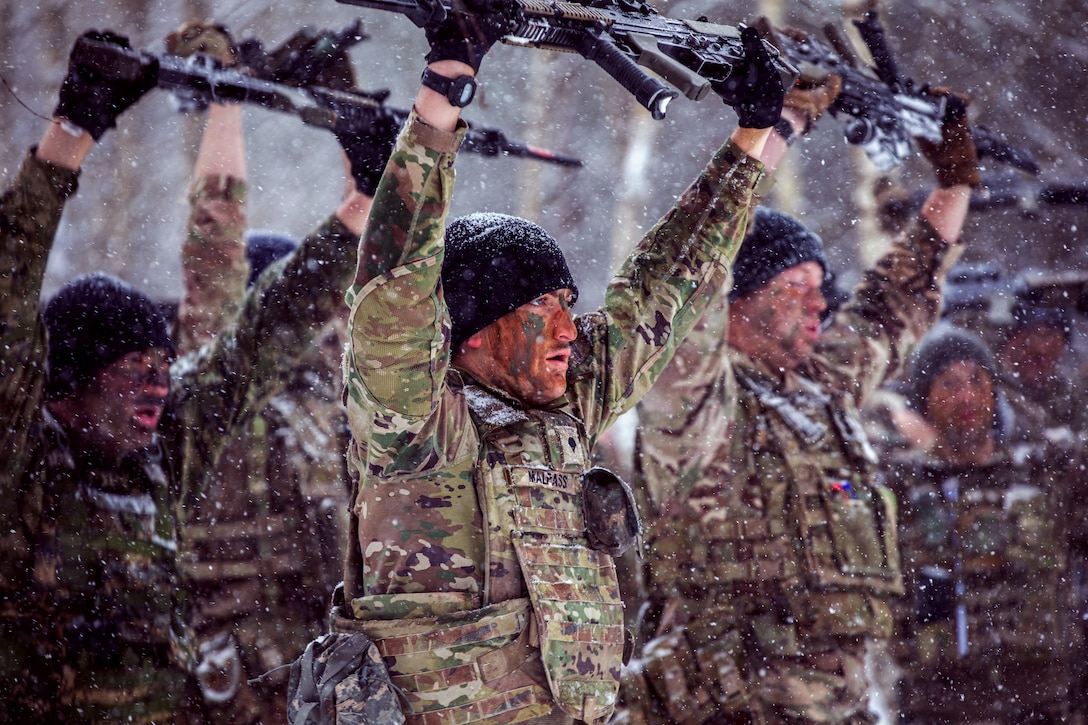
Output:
454 77 476 106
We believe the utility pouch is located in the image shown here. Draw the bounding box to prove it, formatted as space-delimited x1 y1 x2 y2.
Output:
287 631 405 725
635 626 748 724
581 466 643 558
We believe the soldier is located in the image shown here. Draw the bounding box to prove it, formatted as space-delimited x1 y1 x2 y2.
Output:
626 83 979 723
309 4 789 723
161 22 389 724
0 29 373 723
887 324 1083 722
996 296 1085 443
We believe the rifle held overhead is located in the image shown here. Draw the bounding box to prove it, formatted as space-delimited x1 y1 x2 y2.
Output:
69 33 582 167
334 0 798 120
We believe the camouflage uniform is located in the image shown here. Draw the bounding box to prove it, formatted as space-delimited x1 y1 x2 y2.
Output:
0 148 357 724
174 175 352 724
338 110 768 725
999 370 1088 445
630 217 964 724
884 440 1086 723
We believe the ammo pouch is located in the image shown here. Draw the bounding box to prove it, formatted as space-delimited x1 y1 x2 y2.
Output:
581 466 642 558
287 630 405 725
621 622 747 725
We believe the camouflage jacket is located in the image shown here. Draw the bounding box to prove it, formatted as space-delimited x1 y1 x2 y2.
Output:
637 215 964 640
0 149 358 724
340 110 767 720
999 370 1088 445
175 174 352 719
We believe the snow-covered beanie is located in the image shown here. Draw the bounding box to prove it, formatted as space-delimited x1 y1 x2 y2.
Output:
245 230 298 288
730 208 829 301
907 324 998 413
442 213 579 350
44 272 175 400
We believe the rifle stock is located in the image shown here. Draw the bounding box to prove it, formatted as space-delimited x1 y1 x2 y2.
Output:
334 0 798 120
69 35 581 167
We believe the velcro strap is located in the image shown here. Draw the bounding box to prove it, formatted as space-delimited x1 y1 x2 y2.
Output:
710 558 797 582
512 507 582 536
404 685 550 725
389 622 535 692
701 517 786 541
372 608 526 657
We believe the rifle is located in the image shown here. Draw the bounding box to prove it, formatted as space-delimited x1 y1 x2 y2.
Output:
334 0 798 120
757 10 1039 174
69 34 582 167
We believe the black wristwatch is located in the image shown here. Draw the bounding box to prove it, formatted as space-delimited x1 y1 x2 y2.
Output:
421 68 478 107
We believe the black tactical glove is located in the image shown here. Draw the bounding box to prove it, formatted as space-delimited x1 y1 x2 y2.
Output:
424 0 513 72
917 87 981 188
721 26 785 129
334 107 401 196
55 30 158 141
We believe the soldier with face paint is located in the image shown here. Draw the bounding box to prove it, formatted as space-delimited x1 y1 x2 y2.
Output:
322 5 789 724
0 29 374 724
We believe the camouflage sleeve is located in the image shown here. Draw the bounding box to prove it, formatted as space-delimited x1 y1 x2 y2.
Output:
175 174 248 353
815 216 965 405
343 110 466 429
571 139 768 442
166 212 361 501
0 150 79 479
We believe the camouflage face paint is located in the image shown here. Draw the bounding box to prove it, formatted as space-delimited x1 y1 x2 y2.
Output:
739 262 827 371
472 290 576 406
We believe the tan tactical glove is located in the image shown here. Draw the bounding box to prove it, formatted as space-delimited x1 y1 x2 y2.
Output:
917 87 981 188
780 28 843 135
165 20 237 66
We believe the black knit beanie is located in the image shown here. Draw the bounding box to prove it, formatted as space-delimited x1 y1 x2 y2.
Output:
44 273 175 400
731 208 829 301
442 213 579 350
244 230 298 288
907 325 997 412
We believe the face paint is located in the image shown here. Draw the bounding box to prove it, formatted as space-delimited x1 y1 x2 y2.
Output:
470 290 576 406
733 262 827 371
57 348 172 458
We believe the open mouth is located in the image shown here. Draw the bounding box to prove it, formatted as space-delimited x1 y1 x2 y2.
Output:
132 404 163 430
546 349 571 369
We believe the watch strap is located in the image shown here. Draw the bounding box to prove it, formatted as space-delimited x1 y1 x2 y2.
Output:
420 68 477 107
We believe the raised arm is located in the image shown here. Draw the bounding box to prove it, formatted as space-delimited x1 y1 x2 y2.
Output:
573 27 788 439
0 29 154 509
164 23 260 352
817 88 978 401
343 0 508 430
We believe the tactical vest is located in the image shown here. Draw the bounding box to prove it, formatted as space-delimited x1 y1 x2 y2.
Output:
892 448 1079 666
25 414 193 720
342 383 626 725
180 382 350 681
652 366 903 649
